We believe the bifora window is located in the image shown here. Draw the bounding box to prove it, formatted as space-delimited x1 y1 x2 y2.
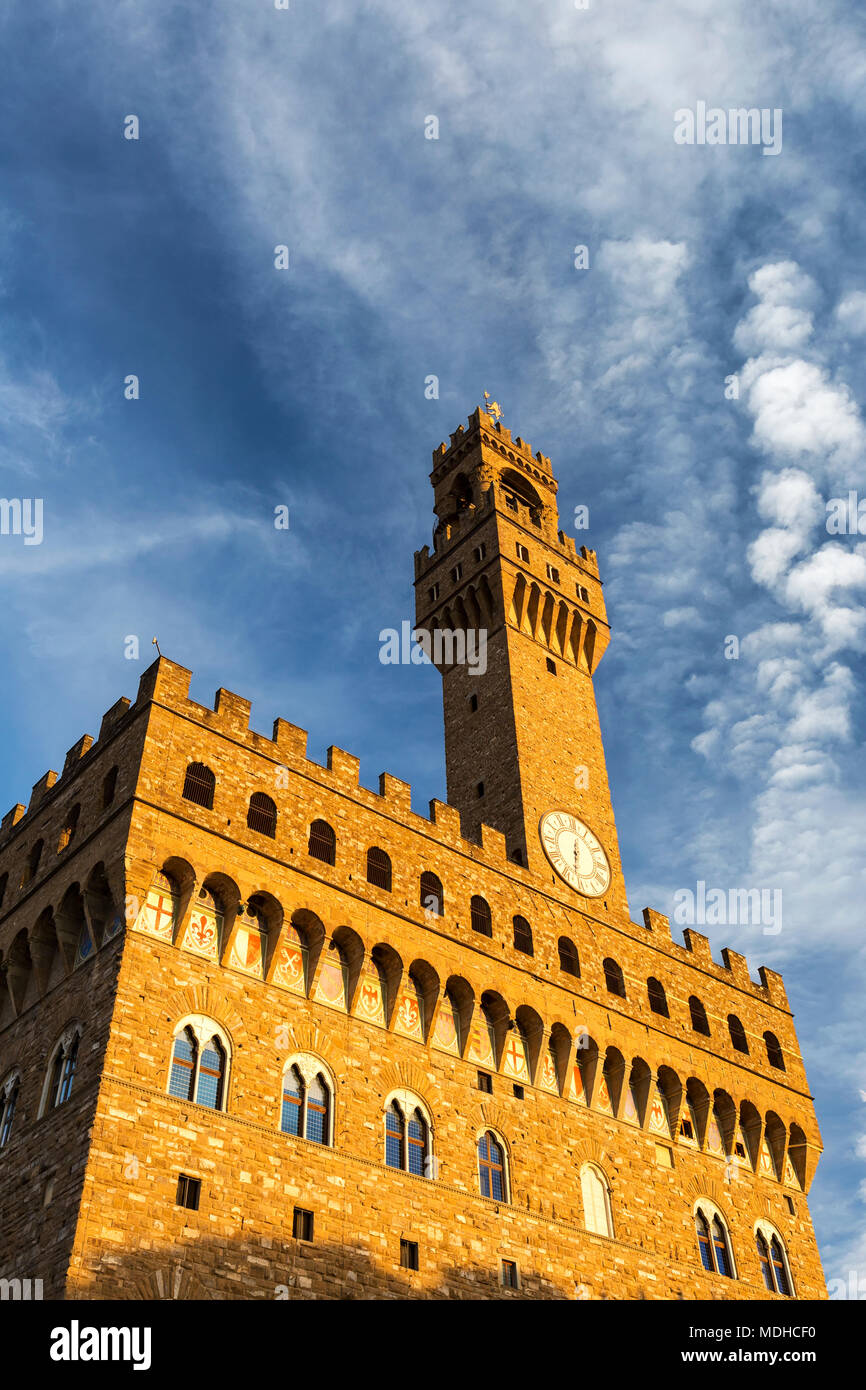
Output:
695 1206 735 1279
168 1019 229 1111
384 1097 431 1177
280 1057 333 1145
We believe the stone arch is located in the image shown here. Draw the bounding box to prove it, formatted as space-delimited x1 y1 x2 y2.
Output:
406 958 439 1043
685 1077 712 1148
627 1055 652 1126
30 906 64 994
80 862 115 948
739 1099 763 1171
480 988 511 1069
328 923 365 1010
514 1003 544 1082
55 883 87 974
787 1122 807 1189
371 941 404 1026
5 928 34 1014
602 1046 627 1117
764 1109 786 1180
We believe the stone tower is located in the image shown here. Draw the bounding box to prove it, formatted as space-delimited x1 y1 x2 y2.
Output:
414 407 627 915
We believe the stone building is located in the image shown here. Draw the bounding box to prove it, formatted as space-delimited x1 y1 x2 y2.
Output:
0 407 825 1300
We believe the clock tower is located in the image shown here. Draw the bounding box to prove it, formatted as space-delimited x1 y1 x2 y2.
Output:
414 405 630 920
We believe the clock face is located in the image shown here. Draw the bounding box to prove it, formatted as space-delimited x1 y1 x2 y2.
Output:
539 811 610 898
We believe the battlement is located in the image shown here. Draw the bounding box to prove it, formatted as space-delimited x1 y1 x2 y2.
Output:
431 409 554 480
0 654 792 1010
0 693 139 846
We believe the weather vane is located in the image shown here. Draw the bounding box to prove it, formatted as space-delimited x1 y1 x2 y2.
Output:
483 390 503 421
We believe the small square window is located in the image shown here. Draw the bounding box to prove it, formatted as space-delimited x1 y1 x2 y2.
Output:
546 564 560 584
516 542 530 563
546 658 556 674
473 544 486 562
477 1071 493 1094
679 1118 694 1141
293 1207 314 1241
577 584 589 602
429 583 439 602
176 1174 201 1211
505 494 519 512
501 1259 519 1289
512 1084 524 1100
785 1195 795 1215
654 1144 674 1169
400 1239 419 1271
469 693 478 712
451 564 463 583
476 782 485 798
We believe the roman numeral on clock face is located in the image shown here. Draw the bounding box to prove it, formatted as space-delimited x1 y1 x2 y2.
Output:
538 811 610 898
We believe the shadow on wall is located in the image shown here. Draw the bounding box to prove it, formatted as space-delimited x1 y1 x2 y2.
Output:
67 1232 577 1302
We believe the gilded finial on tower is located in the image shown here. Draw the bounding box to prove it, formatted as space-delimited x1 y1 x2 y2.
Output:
152 637 162 658
482 390 503 422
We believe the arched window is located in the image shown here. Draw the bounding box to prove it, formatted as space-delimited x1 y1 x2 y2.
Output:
0 1074 20 1147
247 792 277 837
167 1017 229 1111
169 1026 197 1101
764 1031 785 1070
385 1101 405 1169
420 871 443 917
470 895 492 936
197 1037 226 1110
512 915 533 955
43 1028 81 1113
603 957 625 997
478 1131 506 1201
755 1224 793 1295
306 1075 330 1144
57 805 80 853
689 996 711 1036
281 1065 304 1135
280 1055 333 1145
728 1014 749 1053
366 847 392 891
695 1204 735 1278
182 762 215 809
308 819 336 865
647 977 668 1016
558 937 580 976
580 1164 613 1237
384 1093 432 1176
407 1109 428 1175
102 766 119 809
770 1236 792 1296
756 1230 773 1290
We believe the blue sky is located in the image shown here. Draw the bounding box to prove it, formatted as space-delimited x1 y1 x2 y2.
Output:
1 0 864 1291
